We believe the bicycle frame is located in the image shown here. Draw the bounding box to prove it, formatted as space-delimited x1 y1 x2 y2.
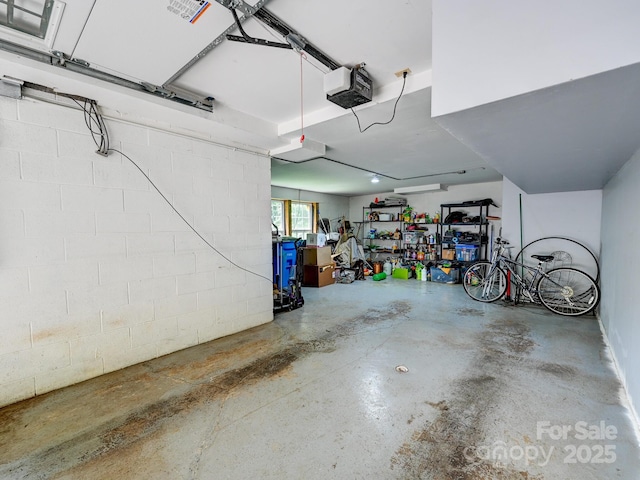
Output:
465 238 600 315
486 242 546 303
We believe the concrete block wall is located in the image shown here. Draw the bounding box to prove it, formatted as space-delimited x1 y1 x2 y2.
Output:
0 95 273 408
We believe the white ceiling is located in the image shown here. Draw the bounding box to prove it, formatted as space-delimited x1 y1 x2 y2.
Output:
2 0 636 196
6 0 500 196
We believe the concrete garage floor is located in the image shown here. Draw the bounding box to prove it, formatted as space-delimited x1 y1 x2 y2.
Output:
1 278 639 479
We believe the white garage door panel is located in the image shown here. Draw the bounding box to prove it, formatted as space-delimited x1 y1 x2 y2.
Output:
72 0 237 85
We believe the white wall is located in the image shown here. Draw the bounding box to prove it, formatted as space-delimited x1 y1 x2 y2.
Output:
271 186 350 232
0 95 273 408
432 0 640 116
501 179 602 274
600 148 640 424
349 181 503 225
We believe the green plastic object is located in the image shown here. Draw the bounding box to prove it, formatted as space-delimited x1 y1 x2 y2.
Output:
372 272 387 281
392 268 409 279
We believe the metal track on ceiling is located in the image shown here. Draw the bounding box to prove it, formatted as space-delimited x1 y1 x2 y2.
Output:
0 38 214 111
163 0 341 91
0 0 341 113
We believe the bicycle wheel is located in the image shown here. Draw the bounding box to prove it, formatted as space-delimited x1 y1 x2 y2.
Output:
537 267 600 316
462 262 507 303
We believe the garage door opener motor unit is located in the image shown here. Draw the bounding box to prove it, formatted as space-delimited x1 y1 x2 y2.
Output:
324 66 373 109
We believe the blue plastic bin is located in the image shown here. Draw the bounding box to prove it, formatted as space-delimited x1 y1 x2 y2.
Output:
455 244 479 262
430 267 460 284
273 241 297 289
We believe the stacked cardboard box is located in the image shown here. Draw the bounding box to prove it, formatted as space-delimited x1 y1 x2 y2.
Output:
302 246 335 287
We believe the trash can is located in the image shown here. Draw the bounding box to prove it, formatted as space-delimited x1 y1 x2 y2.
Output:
273 241 297 289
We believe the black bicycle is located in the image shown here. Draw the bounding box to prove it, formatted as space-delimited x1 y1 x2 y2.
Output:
462 238 600 316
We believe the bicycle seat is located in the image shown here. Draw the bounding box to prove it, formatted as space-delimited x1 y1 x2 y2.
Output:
531 254 554 263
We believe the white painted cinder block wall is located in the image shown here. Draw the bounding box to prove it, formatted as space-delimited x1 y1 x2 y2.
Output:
0 95 273 408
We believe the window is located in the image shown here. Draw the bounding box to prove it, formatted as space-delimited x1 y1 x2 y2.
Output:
271 199 317 239
271 200 285 235
0 0 64 49
290 202 313 239
0 0 52 38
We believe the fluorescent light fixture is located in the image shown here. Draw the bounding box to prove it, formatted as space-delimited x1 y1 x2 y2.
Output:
394 183 447 194
371 175 380 184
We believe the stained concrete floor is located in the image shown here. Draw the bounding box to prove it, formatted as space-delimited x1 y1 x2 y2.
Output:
1 278 639 479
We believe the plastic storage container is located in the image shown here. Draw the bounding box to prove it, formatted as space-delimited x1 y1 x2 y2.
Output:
273 241 297 288
392 267 409 279
455 244 479 262
431 267 460 284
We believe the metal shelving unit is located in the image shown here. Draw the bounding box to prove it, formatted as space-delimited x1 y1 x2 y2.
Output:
362 205 404 261
438 201 492 263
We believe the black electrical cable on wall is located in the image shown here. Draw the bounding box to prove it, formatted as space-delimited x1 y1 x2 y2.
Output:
70 98 110 155
351 71 407 133
71 97 273 284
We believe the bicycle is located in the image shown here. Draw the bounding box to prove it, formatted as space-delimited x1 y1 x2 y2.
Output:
462 238 600 316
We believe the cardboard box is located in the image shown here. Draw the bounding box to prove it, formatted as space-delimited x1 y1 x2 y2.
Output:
302 246 332 265
303 264 335 287
442 249 456 260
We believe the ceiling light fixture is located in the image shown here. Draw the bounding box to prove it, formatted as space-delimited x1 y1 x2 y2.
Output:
394 184 447 194
371 175 380 184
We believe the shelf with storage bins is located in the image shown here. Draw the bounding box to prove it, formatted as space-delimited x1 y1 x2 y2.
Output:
362 205 404 261
401 221 440 263
438 200 493 263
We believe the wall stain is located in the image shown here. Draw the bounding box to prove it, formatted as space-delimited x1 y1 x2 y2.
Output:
0 300 412 479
